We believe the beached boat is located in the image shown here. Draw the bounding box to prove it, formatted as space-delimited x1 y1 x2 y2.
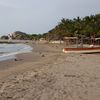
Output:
63 47 100 53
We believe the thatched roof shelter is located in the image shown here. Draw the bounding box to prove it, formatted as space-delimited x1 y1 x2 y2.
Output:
63 37 78 46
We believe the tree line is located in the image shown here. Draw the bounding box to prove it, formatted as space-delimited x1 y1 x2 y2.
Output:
44 14 100 41
1 14 100 40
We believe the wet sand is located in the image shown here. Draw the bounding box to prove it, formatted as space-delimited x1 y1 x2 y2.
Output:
0 43 100 100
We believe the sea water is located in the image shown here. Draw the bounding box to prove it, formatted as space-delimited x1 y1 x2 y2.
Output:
0 44 33 61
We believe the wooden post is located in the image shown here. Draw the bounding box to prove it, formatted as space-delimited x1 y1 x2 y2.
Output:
76 38 78 48
80 35 83 48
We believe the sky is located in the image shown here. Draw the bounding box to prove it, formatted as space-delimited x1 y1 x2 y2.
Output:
0 0 100 36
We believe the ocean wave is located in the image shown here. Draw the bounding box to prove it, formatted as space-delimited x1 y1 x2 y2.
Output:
0 44 33 61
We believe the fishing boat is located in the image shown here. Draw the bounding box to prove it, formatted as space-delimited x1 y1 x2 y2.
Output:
63 46 100 54
63 36 100 53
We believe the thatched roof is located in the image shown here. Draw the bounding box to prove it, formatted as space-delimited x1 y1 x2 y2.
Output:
63 37 78 40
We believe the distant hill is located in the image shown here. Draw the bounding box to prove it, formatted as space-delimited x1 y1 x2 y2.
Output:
10 31 30 40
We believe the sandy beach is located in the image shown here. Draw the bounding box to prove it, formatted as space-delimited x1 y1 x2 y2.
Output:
0 43 100 100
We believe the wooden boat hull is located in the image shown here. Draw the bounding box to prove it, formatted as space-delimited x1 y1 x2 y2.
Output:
63 47 100 53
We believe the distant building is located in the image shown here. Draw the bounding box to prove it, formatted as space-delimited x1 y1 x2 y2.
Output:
8 33 13 40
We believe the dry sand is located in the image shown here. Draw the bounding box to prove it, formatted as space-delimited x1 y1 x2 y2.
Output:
0 43 100 100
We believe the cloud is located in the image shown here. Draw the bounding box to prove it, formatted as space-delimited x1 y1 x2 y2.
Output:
0 0 16 8
0 0 29 9
0 0 100 35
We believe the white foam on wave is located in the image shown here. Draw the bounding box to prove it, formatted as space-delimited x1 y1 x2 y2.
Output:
0 44 33 61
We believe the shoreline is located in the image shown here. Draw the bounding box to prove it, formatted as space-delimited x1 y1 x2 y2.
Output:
0 43 33 62
0 43 64 80
0 43 100 100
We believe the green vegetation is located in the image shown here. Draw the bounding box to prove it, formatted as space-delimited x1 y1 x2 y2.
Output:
1 14 100 40
11 31 31 40
44 14 100 40
0 35 9 40
0 31 42 40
